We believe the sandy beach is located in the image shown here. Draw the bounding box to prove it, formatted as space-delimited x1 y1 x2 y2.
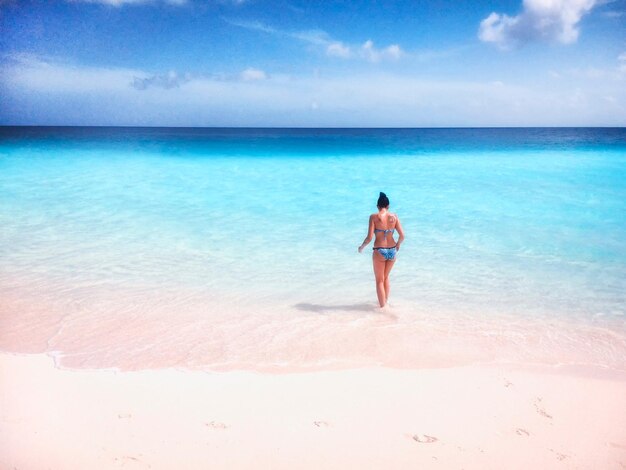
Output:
2 352 625 469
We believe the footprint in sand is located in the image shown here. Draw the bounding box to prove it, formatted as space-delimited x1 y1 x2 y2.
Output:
113 455 144 467
548 448 568 461
313 420 330 427
412 434 438 444
205 421 228 430
516 428 530 437
534 398 553 419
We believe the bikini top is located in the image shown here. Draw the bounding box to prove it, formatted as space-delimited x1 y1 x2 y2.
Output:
374 228 395 237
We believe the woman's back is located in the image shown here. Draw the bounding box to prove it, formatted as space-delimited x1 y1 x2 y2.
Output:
372 211 397 248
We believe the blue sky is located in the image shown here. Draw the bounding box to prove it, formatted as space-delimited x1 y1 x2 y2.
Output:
1 0 624 126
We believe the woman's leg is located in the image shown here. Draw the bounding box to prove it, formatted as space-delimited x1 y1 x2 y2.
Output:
383 259 396 303
373 252 387 307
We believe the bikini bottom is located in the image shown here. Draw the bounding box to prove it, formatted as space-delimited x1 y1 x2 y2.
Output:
373 245 397 260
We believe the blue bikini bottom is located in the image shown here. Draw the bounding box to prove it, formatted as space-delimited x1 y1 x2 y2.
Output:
373 246 397 260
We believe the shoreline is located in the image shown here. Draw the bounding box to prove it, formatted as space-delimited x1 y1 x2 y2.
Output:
3 277 625 375
5 348 626 380
2 352 625 469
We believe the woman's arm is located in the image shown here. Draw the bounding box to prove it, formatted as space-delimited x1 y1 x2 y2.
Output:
395 216 405 251
358 215 375 253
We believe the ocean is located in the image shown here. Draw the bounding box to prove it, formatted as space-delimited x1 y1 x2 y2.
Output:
1 127 625 372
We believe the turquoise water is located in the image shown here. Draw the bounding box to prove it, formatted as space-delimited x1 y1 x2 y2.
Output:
1 127 625 371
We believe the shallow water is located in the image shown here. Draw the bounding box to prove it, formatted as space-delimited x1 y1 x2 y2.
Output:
1 127 625 372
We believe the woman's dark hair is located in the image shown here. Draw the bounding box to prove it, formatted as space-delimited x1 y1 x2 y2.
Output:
377 192 390 209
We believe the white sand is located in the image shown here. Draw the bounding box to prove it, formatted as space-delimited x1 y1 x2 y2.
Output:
2 353 625 469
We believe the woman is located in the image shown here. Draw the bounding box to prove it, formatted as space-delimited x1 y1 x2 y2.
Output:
358 192 405 308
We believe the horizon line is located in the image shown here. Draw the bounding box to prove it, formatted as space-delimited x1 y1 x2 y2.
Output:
1 125 625 130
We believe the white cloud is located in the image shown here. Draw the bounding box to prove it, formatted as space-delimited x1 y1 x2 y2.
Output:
222 18 277 34
360 40 403 62
479 0 597 49
0 54 268 96
240 67 266 81
0 53 145 93
326 42 351 58
549 61 626 80
69 0 187 5
225 18 403 63
291 29 331 46
619 52 626 74
2 53 624 126
132 70 191 89
385 44 403 60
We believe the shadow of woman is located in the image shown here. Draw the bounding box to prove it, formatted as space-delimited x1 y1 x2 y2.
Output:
294 302 378 314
